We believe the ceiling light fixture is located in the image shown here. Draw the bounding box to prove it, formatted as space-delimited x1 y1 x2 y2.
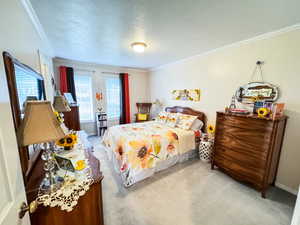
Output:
131 42 147 53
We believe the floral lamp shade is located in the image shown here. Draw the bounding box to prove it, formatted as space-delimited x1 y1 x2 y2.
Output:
17 101 66 146
53 95 71 112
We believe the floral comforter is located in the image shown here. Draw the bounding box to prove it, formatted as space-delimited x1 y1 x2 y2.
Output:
102 121 195 186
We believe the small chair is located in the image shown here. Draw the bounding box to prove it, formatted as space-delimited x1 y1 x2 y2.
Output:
135 103 152 122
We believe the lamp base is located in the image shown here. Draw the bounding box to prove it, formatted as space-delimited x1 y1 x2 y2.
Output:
40 142 65 193
40 173 65 193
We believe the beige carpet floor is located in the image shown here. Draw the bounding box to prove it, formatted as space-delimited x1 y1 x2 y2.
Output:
89 136 296 225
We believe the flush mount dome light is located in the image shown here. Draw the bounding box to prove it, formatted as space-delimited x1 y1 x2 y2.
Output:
131 42 147 53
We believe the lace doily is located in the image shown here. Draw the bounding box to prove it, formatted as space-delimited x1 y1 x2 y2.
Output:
36 141 94 212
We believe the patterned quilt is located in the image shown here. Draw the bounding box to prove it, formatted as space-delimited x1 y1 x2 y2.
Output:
102 121 195 186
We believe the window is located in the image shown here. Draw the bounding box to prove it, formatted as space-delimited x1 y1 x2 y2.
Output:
74 75 93 121
15 64 43 110
105 77 121 119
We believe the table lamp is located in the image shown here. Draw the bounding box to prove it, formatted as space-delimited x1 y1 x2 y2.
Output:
53 95 71 132
53 95 71 113
17 101 66 191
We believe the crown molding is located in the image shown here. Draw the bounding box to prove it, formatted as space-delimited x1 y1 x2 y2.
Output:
19 0 54 55
150 23 300 72
53 57 149 73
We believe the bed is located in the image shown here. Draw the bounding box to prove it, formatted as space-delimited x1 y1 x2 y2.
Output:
102 106 206 186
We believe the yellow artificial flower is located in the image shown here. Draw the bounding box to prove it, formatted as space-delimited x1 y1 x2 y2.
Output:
56 133 78 150
257 107 270 118
75 160 86 170
208 125 215 134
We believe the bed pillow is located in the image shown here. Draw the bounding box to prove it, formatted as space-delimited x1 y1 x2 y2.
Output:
190 119 204 131
155 111 169 123
176 113 198 130
165 112 179 127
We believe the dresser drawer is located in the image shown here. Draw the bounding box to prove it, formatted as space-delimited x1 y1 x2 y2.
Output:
214 144 266 171
215 125 270 158
217 113 273 132
214 155 264 185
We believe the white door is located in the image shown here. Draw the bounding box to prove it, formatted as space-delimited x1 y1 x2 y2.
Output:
0 108 30 224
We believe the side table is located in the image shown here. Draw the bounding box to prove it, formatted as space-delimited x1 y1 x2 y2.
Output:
199 139 214 162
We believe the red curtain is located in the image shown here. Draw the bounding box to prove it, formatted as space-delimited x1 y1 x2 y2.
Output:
59 66 68 93
120 73 131 124
59 66 77 102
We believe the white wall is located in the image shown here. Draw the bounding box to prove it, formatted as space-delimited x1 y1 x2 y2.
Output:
53 58 150 135
149 28 300 193
0 0 54 220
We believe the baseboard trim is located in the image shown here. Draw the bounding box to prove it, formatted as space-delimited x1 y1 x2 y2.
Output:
275 182 298 195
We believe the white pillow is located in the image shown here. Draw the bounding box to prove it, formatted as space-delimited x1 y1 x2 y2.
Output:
165 112 179 127
155 111 169 123
176 113 198 130
190 119 204 131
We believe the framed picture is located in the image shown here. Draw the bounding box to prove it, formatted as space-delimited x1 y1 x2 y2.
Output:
172 89 200 101
64 92 76 105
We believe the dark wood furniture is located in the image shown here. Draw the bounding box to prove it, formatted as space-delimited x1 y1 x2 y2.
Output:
165 106 207 133
96 112 107 136
3 51 46 175
63 105 80 131
135 102 152 122
211 112 287 198
27 135 104 225
3 52 103 224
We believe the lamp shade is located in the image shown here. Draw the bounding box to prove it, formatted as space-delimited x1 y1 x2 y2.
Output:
53 95 71 112
17 101 66 146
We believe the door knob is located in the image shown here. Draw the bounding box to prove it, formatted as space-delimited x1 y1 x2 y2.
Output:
19 200 38 219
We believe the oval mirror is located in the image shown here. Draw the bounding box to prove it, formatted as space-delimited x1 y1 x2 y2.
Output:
236 82 279 103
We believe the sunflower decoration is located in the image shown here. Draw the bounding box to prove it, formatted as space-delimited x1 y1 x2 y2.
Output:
54 110 64 123
56 133 78 150
114 138 125 161
75 160 86 171
257 107 270 118
127 140 154 169
166 131 179 153
208 125 215 134
152 135 162 156
207 125 215 139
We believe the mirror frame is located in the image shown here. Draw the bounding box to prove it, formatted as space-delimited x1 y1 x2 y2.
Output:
236 82 279 103
2 51 46 179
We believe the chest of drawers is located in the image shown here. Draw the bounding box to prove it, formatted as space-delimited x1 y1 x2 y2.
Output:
211 112 287 198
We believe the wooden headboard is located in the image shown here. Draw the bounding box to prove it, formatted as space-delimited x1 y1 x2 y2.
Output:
165 106 207 132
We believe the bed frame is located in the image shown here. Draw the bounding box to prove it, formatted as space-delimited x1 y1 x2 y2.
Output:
165 106 207 132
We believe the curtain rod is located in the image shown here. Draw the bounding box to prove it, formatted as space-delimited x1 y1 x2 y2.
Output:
74 68 96 73
101 72 130 76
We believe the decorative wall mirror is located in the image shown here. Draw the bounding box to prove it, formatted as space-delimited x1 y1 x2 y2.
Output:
2 51 46 178
235 82 279 104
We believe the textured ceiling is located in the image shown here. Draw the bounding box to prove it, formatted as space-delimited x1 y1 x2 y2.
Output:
30 0 300 69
